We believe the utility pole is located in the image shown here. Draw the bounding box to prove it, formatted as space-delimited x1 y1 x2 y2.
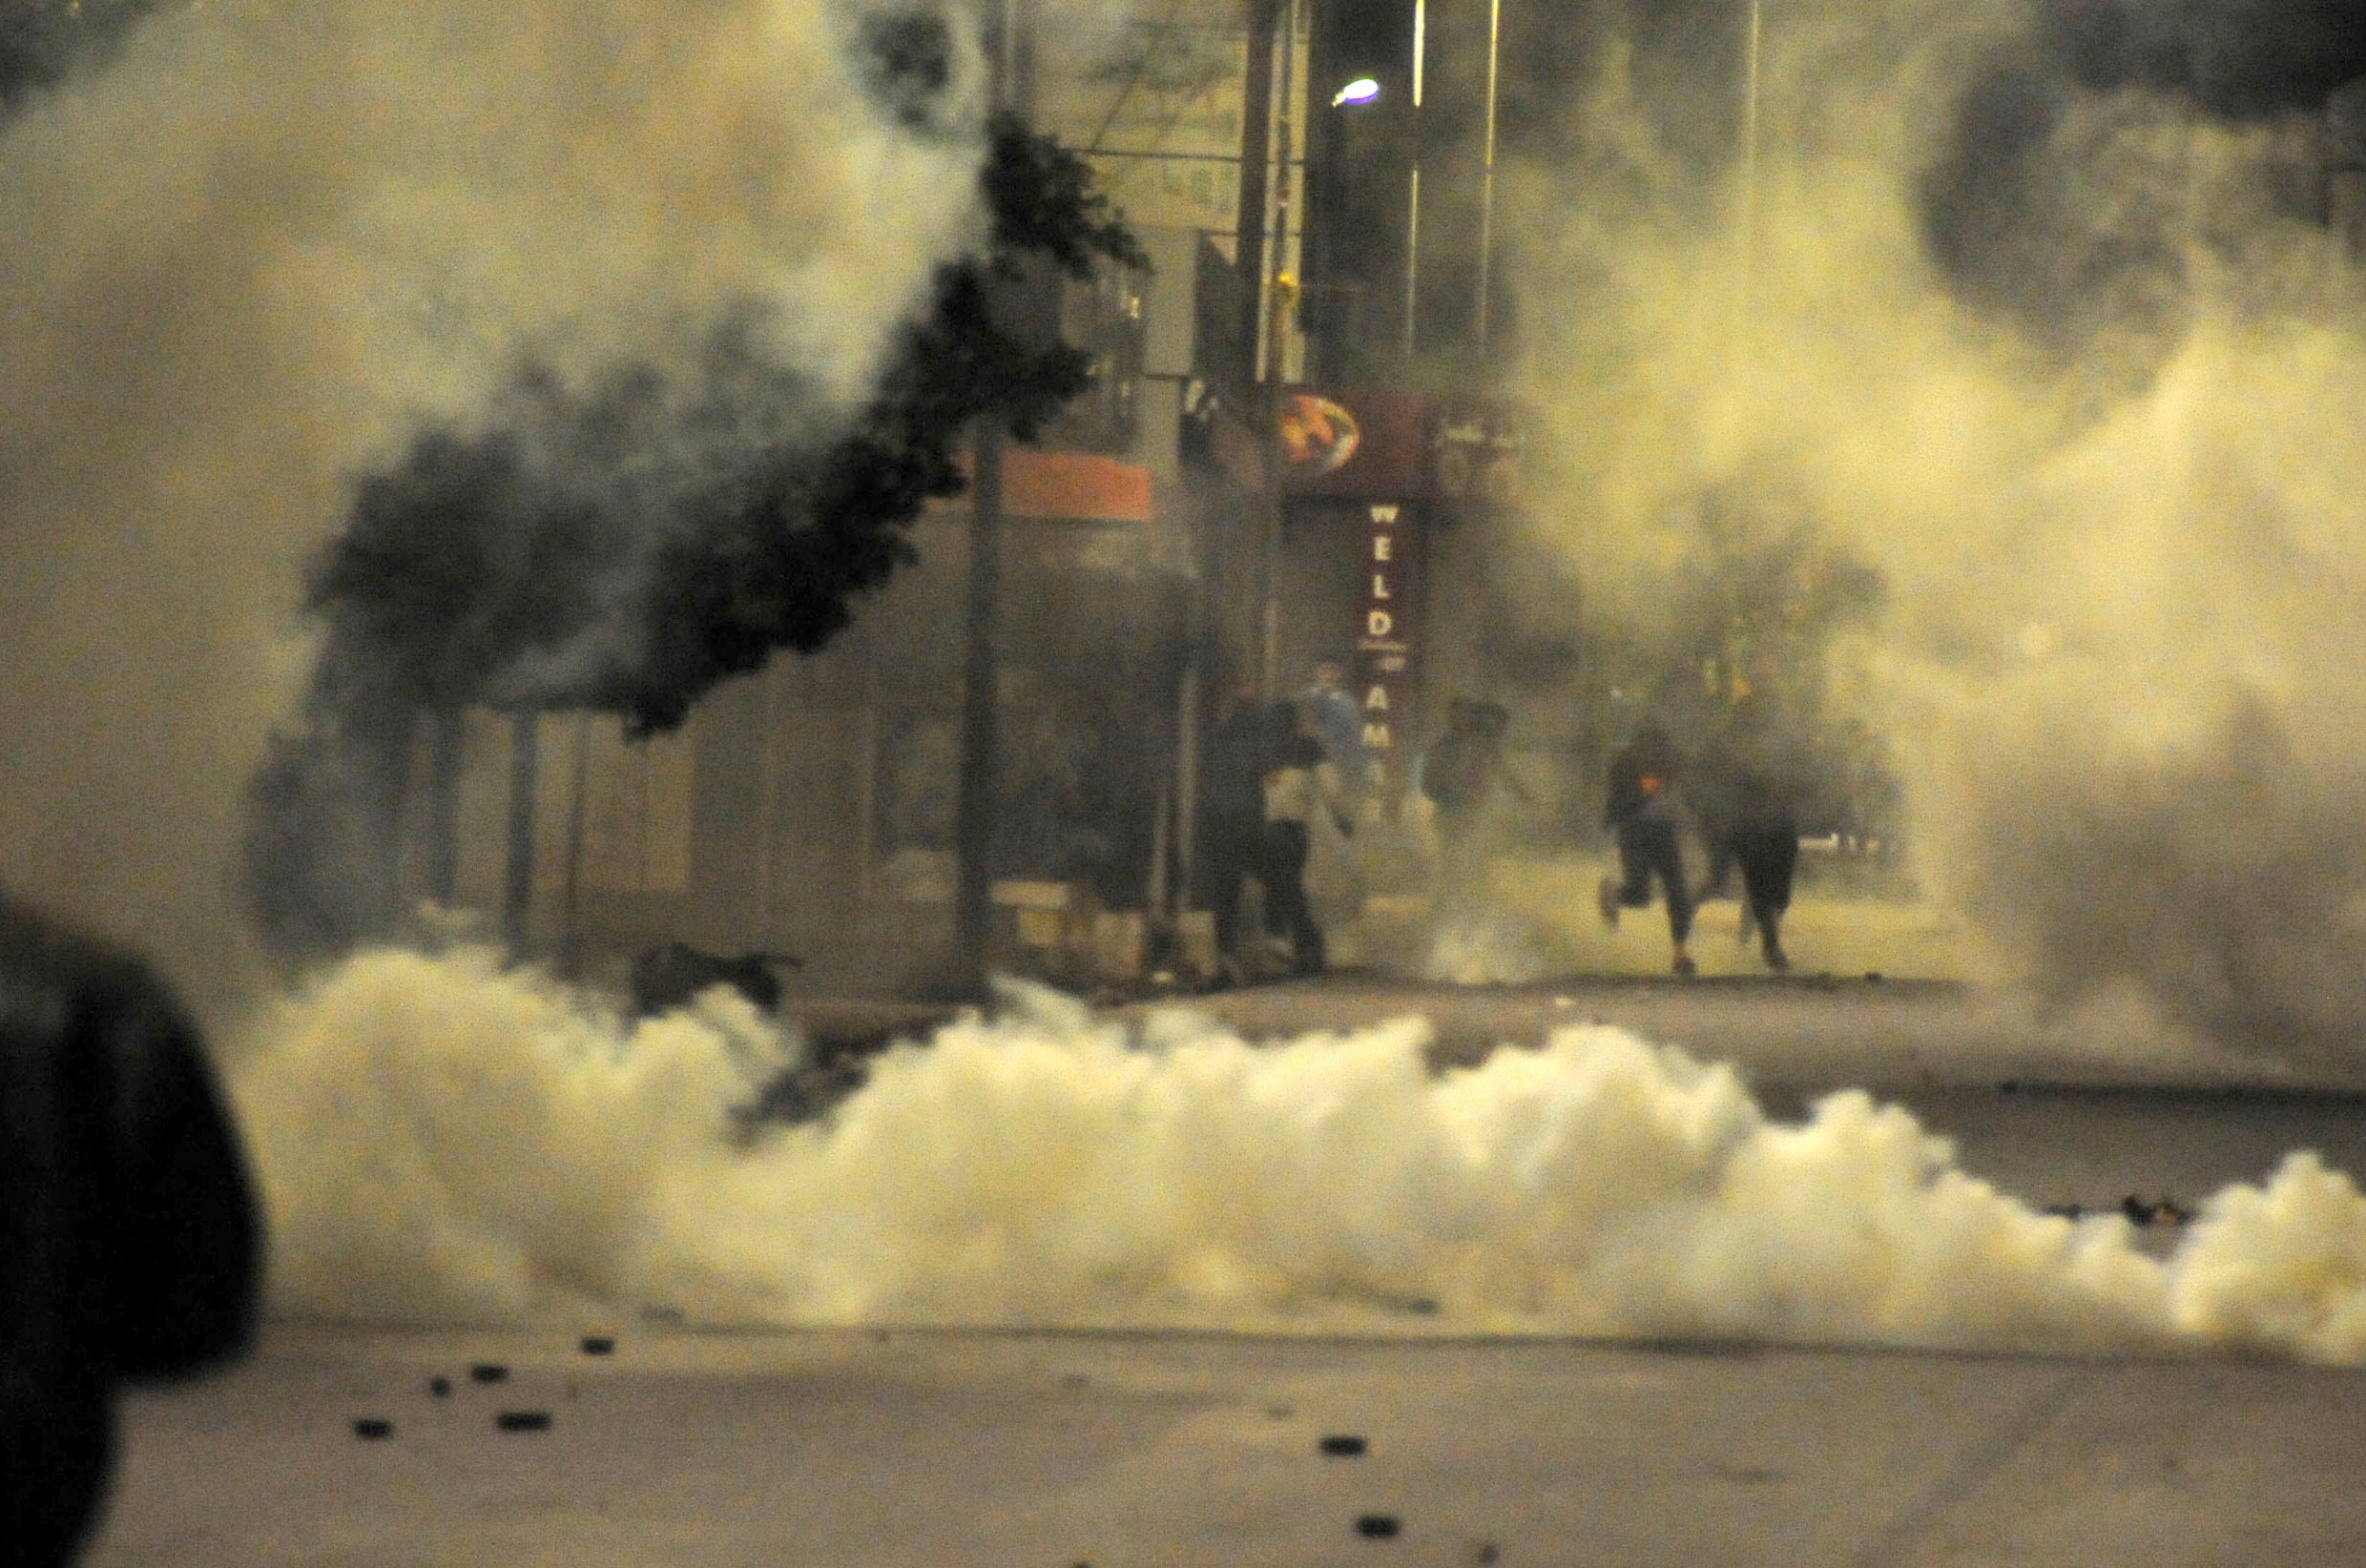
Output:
1236 0 1281 379
1234 0 1284 694
951 0 1028 1000
1475 0 1504 345
502 712 539 955
425 706 464 906
1733 0 1763 372
1403 0 1426 363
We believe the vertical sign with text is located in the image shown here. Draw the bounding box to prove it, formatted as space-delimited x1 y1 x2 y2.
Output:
1355 503 1418 792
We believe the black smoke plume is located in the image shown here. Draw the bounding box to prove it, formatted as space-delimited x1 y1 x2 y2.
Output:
244 113 1145 959
1923 1 2366 354
0 0 155 114
2042 0 2366 118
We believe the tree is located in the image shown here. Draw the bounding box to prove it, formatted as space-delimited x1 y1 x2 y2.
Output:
245 114 1147 959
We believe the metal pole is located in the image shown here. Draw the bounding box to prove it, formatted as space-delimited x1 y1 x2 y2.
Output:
502 712 539 956
1733 0 1762 366
1475 0 1503 345
1230 0 1286 696
755 656 786 950
425 706 463 906
1403 0 1426 363
558 712 589 980
1173 667 1199 918
1235 0 1281 381
1263 0 1298 382
953 420 1006 995
952 0 1026 999
1257 0 1298 696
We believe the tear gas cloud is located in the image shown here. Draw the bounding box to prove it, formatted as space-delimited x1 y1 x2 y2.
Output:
1495 0 2366 1061
0 0 991 1018
237 949 2366 1362
27 0 2366 1374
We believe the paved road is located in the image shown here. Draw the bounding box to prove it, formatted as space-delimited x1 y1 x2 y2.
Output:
79 977 2366 1566
87 1322 2366 1567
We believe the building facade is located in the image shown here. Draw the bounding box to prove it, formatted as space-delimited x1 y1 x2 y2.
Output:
416 3 1535 991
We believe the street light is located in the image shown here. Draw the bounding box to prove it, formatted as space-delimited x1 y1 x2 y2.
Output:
1733 0 1763 369
1475 0 1503 345
1328 0 1517 360
1322 1 1423 365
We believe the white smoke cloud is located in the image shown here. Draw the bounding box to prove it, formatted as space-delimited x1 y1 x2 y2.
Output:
233 949 2366 1362
1500 0 2366 1058
0 0 989 1019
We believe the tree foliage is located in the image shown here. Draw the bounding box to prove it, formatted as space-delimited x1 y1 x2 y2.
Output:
250 108 1146 956
306 113 1146 735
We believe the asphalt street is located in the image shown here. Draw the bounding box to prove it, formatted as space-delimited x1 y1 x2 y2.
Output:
87 1321 2366 1567
82 974 2366 1566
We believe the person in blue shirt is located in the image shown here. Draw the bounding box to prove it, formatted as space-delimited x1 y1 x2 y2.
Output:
1297 655 1369 800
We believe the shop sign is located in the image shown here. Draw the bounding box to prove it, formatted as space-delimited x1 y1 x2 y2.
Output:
1276 387 1529 504
1355 502 1417 773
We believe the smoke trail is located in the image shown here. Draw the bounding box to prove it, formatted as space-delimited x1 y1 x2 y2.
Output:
1495 0 2366 1060
231 949 2366 1361
2041 0 2366 117
0 0 992 1016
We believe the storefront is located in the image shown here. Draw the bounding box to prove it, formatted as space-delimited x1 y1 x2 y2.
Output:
1254 385 1529 793
426 449 1178 991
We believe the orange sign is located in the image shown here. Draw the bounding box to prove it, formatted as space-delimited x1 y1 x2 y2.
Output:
1276 393 1361 476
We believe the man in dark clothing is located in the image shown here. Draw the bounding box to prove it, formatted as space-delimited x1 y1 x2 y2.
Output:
1421 699 1515 923
1198 685 1271 982
1697 691 1808 971
1597 718 1697 975
1 897 261 1565
1255 701 1331 977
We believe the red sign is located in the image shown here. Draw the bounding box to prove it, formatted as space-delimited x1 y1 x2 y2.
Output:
1276 387 1528 504
1280 388 1433 498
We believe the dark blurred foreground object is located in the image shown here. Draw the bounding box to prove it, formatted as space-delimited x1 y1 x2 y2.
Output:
627 942 801 1019
0 897 261 1566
